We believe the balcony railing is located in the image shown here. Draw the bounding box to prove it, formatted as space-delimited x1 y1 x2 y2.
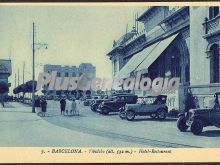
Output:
203 14 220 37
123 29 146 46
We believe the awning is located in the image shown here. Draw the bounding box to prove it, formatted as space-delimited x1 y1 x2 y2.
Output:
114 33 178 79
135 33 178 72
114 41 160 79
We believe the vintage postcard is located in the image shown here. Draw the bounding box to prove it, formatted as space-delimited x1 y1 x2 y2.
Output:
0 1 220 163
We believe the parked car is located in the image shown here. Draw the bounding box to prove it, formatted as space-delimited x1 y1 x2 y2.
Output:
177 92 220 135
97 93 138 115
90 95 110 112
119 95 168 121
54 95 60 101
83 95 93 106
46 95 53 100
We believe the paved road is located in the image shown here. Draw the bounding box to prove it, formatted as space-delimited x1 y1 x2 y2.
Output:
43 100 220 148
0 102 143 147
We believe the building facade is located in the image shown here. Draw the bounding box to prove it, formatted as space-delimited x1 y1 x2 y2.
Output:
107 6 190 111
0 59 12 96
189 6 220 108
107 6 220 111
43 63 96 96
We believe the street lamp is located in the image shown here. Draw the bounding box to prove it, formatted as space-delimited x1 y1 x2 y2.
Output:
32 22 48 113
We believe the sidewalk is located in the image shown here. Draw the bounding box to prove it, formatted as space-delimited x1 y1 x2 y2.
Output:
0 102 141 147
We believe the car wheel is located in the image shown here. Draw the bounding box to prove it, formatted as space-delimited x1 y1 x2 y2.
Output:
126 110 135 121
119 111 125 119
157 108 167 120
93 105 98 112
101 108 109 115
90 105 97 112
177 116 189 132
90 106 95 112
190 119 203 135
150 113 157 119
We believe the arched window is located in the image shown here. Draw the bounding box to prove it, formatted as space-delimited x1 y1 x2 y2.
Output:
209 7 219 19
57 72 61 77
210 44 220 83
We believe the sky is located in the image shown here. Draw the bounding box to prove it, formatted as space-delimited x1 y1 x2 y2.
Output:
0 5 147 93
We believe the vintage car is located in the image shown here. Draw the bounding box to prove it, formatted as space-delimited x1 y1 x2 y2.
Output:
90 95 110 112
97 93 138 115
54 95 61 101
119 95 168 121
82 95 92 106
83 95 107 106
177 92 220 135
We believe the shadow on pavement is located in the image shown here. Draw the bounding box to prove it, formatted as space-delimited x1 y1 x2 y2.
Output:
0 110 32 114
200 130 220 137
43 114 84 118
131 118 177 122
99 113 119 116
0 119 42 123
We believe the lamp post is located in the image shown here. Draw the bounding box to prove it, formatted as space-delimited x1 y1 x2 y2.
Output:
32 22 48 113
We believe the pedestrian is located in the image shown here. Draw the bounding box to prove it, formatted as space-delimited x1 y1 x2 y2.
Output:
75 99 79 116
184 89 196 112
60 97 66 115
69 98 76 116
35 97 41 115
214 93 220 110
0 95 4 108
41 97 47 117
66 98 72 116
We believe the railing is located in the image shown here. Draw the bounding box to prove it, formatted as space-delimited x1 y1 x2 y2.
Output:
203 14 220 37
109 7 186 53
167 6 182 17
123 29 146 46
123 27 165 48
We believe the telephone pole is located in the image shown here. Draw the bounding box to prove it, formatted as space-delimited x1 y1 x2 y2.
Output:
23 61 25 84
15 73 16 98
18 68 20 98
23 61 25 102
32 22 36 113
31 22 48 113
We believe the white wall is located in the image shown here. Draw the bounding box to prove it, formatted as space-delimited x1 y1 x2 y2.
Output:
190 7 210 85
